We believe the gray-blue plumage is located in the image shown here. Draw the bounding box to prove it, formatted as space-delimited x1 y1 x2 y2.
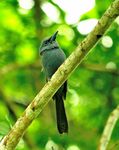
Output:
40 31 68 134
41 47 66 79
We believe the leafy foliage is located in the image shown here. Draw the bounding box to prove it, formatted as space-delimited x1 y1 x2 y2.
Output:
0 0 119 149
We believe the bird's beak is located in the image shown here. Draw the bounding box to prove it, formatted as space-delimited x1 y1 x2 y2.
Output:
50 31 58 41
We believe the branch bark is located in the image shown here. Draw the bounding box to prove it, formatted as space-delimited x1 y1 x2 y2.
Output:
0 0 119 149
0 89 39 150
98 105 119 150
1 61 119 76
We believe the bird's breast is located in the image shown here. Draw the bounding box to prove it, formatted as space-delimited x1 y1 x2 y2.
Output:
42 48 66 78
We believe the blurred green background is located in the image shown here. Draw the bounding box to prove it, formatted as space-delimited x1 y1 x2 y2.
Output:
0 0 119 150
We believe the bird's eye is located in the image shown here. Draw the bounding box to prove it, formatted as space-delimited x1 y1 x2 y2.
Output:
45 39 51 45
43 41 48 45
44 41 48 44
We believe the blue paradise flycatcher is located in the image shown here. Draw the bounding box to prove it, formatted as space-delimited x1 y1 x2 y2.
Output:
40 31 68 134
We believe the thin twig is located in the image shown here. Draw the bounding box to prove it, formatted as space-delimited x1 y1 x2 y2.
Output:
98 105 119 150
81 63 119 76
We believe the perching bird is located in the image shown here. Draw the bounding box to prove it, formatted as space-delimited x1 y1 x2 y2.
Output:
40 31 68 134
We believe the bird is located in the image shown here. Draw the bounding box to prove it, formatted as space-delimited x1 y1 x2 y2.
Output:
39 31 68 134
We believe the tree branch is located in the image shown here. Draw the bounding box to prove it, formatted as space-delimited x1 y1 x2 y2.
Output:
0 89 39 150
0 0 119 149
1 61 119 76
98 105 119 150
81 63 119 75
0 61 41 76
33 0 44 41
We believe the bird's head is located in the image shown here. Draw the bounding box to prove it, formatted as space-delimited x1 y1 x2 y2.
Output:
40 31 59 55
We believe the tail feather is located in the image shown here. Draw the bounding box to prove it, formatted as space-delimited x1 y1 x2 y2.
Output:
55 95 68 134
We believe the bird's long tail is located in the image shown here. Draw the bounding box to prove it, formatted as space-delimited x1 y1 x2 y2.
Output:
55 95 68 134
